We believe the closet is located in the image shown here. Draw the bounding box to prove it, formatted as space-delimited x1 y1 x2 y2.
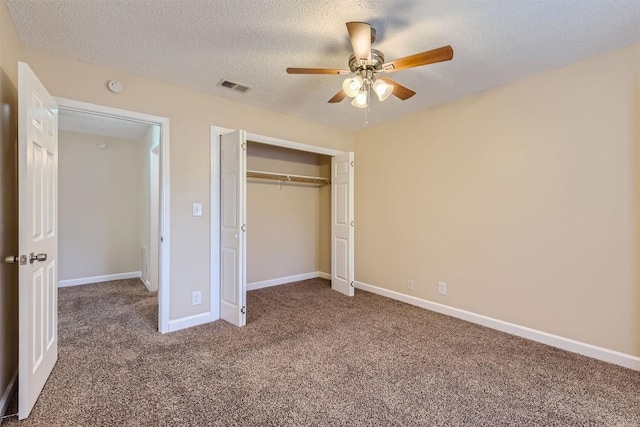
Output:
212 127 354 328
246 141 331 289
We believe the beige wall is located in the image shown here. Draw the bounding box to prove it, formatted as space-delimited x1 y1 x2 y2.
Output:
59 131 142 280
10 43 353 320
0 0 20 410
246 142 331 283
355 44 640 356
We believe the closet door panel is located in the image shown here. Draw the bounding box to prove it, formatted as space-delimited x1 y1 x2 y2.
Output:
220 130 247 326
331 152 354 296
334 238 348 281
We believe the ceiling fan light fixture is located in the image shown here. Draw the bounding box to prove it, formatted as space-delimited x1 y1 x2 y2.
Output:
373 79 393 102
351 90 368 108
287 22 452 108
342 75 363 97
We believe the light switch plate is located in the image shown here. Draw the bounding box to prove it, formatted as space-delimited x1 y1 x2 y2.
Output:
192 203 203 217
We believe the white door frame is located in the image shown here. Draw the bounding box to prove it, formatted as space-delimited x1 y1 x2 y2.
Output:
55 97 171 333
210 126 347 322
244 132 344 157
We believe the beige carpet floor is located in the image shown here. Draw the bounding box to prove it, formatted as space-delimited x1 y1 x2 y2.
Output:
3 278 639 426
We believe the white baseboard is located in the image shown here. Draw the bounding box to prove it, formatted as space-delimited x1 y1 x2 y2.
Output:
317 271 331 280
354 281 640 371
141 278 152 291
58 271 141 288
247 271 331 291
169 272 332 333
168 312 215 333
0 369 17 422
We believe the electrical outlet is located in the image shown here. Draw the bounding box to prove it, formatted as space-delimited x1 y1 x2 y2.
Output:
438 282 447 296
407 280 414 290
191 291 202 305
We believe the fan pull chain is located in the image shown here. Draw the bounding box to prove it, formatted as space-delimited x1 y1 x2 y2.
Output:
364 83 370 126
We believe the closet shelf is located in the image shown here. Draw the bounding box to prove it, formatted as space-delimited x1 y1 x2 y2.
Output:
247 170 330 185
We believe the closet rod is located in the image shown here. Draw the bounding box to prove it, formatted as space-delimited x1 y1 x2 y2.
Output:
246 169 330 185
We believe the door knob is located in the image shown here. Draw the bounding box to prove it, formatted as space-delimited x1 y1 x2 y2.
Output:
29 253 47 263
4 255 27 265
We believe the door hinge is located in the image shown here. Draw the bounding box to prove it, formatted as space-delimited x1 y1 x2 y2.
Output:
350 220 354 227
241 224 246 232
351 160 354 167
350 281 354 288
161 236 164 243
240 306 246 314
241 142 246 150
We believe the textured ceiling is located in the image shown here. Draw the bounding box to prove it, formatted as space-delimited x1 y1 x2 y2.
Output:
7 0 640 131
59 109 152 141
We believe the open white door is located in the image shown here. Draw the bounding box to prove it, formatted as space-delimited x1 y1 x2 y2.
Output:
331 152 354 297
17 62 58 419
220 130 247 326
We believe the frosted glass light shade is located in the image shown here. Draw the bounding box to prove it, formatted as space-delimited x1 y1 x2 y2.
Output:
373 79 393 102
351 91 368 108
342 76 363 97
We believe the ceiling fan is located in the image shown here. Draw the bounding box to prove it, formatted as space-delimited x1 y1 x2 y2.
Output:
286 22 454 108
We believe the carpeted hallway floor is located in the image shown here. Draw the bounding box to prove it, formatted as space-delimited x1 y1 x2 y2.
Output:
4 278 640 426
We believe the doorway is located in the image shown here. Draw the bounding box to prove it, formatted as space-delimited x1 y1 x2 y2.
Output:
55 98 171 333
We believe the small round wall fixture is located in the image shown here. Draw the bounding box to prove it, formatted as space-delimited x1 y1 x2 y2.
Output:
98 142 108 149
107 80 123 93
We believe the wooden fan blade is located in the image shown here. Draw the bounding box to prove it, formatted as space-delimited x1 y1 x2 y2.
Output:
287 68 349 75
328 89 347 103
379 77 416 100
346 22 371 65
382 45 454 73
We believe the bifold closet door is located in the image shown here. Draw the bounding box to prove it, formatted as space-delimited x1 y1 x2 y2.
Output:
220 130 247 326
331 152 354 297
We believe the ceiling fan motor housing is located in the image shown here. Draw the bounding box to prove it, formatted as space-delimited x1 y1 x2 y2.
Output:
348 49 385 73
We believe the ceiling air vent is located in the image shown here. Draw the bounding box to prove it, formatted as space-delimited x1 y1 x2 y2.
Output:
217 79 251 94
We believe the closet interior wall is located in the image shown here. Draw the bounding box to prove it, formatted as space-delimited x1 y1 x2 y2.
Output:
246 141 331 285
